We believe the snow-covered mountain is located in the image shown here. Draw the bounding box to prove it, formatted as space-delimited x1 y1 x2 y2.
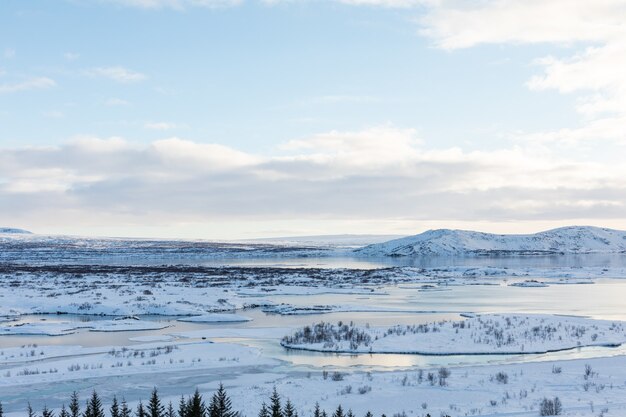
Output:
355 226 626 257
0 227 32 234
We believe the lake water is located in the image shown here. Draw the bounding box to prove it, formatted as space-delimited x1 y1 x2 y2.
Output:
3 277 626 371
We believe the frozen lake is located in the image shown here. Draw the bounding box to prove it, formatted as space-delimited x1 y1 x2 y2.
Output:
3 252 626 414
3 278 626 369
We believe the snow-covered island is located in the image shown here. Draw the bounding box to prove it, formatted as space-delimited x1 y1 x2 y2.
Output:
281 314 626 355
0 227 32 234
356 226 626 256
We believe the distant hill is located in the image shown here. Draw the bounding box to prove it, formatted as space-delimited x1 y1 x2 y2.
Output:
0 227 33 234
355 226 626 257
244 234 406 248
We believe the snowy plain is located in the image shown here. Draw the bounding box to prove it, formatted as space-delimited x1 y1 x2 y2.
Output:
3 229 626 416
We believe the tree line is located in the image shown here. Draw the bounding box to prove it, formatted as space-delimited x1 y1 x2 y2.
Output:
0 385 450 417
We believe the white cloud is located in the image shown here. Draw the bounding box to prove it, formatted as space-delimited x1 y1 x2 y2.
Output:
88 66 146 83
3 48 15 59
413 0 626 146
418 1 626 50
1 128 624 233
0 77 56 94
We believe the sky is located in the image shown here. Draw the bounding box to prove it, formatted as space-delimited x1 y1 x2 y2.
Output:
1 0 626 239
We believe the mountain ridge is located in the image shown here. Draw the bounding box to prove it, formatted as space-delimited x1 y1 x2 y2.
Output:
355 226 626 257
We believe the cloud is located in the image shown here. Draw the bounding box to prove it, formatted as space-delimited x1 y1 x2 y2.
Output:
0 77 56 94
418 1 626 50
1 128 624 234
3 48 15 59
412 0 626 146
88 66 146 83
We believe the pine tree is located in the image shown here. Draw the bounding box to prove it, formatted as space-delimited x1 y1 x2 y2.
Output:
60 405 69 417
346 410 354 417
321 411 327 417
364 412 373 417
111 397 120 417
209 384 234 417
554 397 562 415
148 389 165 417
167 402 176 417
258 403 269 417
0 400 3 417
186 389 205 417
27 403 36 417
313 403 321 417
283 401 295 417
42 405 54 417
136 401 146 417
332 405 343 417
121 399 131 417
270 388 282 417
178 396 188 417
69 392 80 417
84 391 104 417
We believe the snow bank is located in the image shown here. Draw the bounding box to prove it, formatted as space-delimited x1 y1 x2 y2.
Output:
282 314 626 354
0 341 277 387
0 319 170 336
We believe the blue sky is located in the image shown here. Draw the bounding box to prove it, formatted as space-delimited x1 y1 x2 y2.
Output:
1 0 625 238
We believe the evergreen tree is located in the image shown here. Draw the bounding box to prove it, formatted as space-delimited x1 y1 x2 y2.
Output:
167 402 176 417
178 396 188 417
84 391 104 417
346 410 354 417
0 400 3 417
186 389 205 417
111 397 120 417
148 389 165 417
364 412 373 417
27 403 36 417
258 403 269 417
283 401 295 417
270 388 282 417
554 397 563 415
313 403 321 417
209 384 234 417
321 411 327 417
69 392 80 417
136 402 146 417
60 405 69 417
120 400 131 417
332 406 343 417
42 405 54 417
